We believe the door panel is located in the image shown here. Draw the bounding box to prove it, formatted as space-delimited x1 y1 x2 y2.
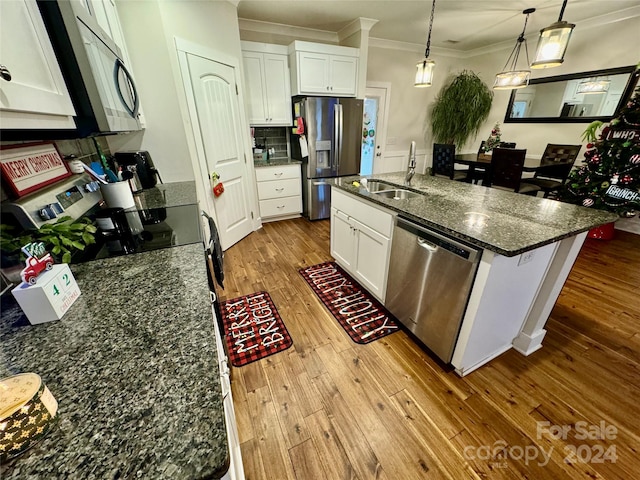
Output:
187 53 253 250
337 98 363 176
330 208 354 270
365 85 389 175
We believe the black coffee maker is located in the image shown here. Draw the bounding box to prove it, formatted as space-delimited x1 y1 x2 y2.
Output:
114 151 162 189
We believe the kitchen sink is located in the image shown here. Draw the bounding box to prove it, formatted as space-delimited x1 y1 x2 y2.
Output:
372 189 423 200
366 180 400 192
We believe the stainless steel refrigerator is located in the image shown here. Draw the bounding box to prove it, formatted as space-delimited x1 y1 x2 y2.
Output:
290 97 363 220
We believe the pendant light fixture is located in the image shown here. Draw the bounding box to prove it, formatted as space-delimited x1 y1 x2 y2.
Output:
414 0 437 87
531 0 575 68
576 77 611 94
493 8 535 90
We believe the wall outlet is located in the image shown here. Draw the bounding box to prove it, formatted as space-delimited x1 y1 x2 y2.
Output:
518 251 535 266
387 136 397 145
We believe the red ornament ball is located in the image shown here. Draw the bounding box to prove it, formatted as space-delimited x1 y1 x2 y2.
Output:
620 175 633 184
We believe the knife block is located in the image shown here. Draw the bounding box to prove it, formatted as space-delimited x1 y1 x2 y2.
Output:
11 264 81 325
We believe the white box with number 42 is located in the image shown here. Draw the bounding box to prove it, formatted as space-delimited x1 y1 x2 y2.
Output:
11 264 81 325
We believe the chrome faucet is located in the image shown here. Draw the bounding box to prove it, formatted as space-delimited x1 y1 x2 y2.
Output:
405 140 417 185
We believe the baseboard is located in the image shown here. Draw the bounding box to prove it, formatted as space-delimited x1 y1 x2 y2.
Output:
615 217 640 235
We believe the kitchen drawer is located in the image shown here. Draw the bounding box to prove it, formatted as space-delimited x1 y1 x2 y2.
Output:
257 178 301 200
332 188 394 238
255 164 300 182
259 196 302 218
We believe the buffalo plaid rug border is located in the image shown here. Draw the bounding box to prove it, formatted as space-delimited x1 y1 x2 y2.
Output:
220 291 293 367
299 262 399 344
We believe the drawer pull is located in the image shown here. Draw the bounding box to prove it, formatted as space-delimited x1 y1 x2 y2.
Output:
275 187 284 192
277 205 285 209
274 172 283 177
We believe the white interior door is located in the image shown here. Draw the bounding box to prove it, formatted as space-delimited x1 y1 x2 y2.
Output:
186 53 253 250
364 84 390 175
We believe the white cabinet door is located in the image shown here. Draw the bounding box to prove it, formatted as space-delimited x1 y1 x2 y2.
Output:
330 207 355 270
263 53 292 125
242 52 268 125
0 0 76 129
352 218 390 302
298 52 331 94
329 55 358 96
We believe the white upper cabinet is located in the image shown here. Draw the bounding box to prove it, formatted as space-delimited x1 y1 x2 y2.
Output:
241 42 292 127
289 41 359 97
0 0 76 129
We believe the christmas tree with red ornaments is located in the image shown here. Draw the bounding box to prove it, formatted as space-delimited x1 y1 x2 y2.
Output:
563 78 640 217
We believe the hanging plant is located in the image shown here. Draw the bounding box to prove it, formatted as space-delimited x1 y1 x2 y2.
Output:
430 70 493 148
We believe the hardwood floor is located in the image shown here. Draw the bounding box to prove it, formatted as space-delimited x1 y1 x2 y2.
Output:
220 219 640 479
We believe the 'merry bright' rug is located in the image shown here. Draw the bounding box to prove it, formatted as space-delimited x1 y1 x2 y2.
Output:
299 262 399 344
220 291 293 367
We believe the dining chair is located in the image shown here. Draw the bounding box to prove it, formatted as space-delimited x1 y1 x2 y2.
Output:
526 144 581 197
432 143 468 181
470 141 517 184
489 148 541 195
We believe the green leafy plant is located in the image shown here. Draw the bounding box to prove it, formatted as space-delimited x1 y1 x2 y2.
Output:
1 216 97 264
430 70 494 148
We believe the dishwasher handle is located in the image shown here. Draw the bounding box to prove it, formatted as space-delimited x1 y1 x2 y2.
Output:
417 237 438 251
396 217 480 262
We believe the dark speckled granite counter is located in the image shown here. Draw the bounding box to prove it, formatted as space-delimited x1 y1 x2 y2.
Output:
0 244 229 479
254 159 302 168
334 173 618 257
131 181 198 209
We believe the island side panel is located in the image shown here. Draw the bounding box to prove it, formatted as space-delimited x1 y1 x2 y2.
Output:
513 232 588 355
451 242 558 376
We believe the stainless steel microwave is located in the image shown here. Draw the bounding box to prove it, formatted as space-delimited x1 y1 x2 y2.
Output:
38 0 141 136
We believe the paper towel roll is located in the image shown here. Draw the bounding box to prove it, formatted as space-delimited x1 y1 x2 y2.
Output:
100 182 135 209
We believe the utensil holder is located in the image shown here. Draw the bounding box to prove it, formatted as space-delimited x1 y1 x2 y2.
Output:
100 182 135 209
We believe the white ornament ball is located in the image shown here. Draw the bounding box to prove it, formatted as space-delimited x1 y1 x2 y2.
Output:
583 198 594 207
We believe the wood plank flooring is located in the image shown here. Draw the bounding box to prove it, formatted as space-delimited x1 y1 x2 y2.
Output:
220 219 640 479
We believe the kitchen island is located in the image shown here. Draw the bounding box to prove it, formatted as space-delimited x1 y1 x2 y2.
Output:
331 173 617 375
0 244 230 479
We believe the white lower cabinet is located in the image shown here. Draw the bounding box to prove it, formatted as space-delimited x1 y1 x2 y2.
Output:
256 164 302 222
330 188 394 302
210 301 245 480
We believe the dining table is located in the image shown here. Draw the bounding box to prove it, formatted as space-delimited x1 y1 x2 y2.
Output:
454 152 576 184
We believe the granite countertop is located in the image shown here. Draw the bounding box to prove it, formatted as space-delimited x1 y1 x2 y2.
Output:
132 181 198 209
334 173 618 257
0 244 229 479
253 159 302 168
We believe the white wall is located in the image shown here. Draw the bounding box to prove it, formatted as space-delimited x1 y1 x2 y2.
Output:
109 0 244 184
463 15 639 159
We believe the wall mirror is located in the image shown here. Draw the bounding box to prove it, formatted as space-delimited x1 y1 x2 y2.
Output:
504 66 638 123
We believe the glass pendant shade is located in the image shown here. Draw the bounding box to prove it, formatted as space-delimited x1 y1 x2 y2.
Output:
493 70 531 90
576 78 610 94
531 21 575 68
415 59 436 87
493 8 534 91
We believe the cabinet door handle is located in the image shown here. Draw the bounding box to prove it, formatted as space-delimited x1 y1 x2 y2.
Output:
326 86 330 91
0 64 11 82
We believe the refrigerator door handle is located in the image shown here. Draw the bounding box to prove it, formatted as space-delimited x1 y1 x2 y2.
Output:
333 103 340 173
337 103 344 173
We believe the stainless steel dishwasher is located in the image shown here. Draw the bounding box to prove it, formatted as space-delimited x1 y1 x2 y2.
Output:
385 217 481 363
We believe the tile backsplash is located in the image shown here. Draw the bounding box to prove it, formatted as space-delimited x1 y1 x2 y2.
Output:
252 127 289 162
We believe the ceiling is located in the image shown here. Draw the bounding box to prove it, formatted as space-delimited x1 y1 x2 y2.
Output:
237 0 639 53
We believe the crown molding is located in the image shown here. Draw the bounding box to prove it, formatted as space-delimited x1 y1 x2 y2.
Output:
338 17 379 42
368 37 465 58
239 5 640 57
238 18 338 43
